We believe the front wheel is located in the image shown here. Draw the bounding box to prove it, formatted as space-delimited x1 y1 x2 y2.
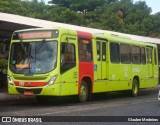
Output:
79 81 88 103
131 79 139 97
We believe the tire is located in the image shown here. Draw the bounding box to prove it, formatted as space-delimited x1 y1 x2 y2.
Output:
79 81 88 103
131 79 139 97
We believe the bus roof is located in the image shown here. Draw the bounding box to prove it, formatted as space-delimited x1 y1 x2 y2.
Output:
95 33 157 47
13 27 157 47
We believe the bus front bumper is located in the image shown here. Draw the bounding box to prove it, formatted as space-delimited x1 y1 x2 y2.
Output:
8 83 61 96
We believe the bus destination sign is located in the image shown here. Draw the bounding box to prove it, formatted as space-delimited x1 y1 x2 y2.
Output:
19 32 52 39
13 30 59 40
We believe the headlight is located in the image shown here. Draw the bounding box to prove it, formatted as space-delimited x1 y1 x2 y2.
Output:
46 75 57 86
7 75 14 85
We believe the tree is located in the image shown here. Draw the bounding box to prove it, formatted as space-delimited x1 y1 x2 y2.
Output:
0 0 159 38
95 0 153 36
21 0 48 19
49 0 106 13
150 13 160 38
48 0 72 8
0 0 26 15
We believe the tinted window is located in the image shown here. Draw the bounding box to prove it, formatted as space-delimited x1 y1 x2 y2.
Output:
132 46 141 64
110 42 120 63
61 43 76 73
141 47 146 64
102 42 106 61
146 47 152 64
10 41 57 74
120 44 131 64
154 49 157 65
78 39 92 62
96 42 101 61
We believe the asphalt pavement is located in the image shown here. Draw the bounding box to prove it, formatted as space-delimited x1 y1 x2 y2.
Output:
0 87 36 102
0 85 160 102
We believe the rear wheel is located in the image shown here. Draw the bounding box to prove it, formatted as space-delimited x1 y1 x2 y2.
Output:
79 81 88 103
131 79 139 97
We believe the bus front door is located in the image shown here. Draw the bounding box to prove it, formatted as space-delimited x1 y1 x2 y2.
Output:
60 37 78 96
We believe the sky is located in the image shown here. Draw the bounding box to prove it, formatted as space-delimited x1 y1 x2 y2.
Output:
43 0 160 14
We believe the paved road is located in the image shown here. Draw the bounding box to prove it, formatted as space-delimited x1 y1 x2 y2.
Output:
0 85 160 125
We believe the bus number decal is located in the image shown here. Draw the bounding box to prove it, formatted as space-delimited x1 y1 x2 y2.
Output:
19 82 24 86
132 68 140 73
94 64 97 71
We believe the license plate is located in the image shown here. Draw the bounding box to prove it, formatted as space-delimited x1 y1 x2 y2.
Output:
24 91 33 95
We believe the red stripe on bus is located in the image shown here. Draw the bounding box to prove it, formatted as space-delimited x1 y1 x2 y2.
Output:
77 31 92 39
78 62 94 93
14 81 47 87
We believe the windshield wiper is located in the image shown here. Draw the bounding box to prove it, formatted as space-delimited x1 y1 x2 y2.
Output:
27 39 46 75
35 39 46 53
20 39 33 76
20 39 27 58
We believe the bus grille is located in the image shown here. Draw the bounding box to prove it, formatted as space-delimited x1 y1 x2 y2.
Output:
16 88 42 94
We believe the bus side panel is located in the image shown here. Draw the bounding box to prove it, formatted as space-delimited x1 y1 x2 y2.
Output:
60 67 79 96
109 64 132 91
133 64 147 89
78 62 94 93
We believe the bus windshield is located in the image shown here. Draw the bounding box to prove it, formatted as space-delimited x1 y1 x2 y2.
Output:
9 40 57 74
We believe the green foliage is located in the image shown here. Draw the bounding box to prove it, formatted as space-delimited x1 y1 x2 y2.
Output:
0 0 26 15
0 0 159 38
49 0 106 13
21 0 48 19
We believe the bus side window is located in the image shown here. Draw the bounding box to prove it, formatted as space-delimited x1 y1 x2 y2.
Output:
78 39 92 62
141 47 146 64
61 43 76 73
146 47 152 64
110 42 120 63
102 42 106 61
120 44 131 64
96 42 101 61
154 49 157 65
132 46 140 64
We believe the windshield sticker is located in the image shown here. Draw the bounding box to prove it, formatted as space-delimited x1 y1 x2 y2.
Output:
12 60 16 64
16 64 29 69
94 64 97 71
30 67 36 74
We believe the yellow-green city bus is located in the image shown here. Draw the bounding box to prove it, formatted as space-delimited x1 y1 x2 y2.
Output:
7 28 158 102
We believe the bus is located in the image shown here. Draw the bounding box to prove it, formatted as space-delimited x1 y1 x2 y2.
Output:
7 28 158 102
